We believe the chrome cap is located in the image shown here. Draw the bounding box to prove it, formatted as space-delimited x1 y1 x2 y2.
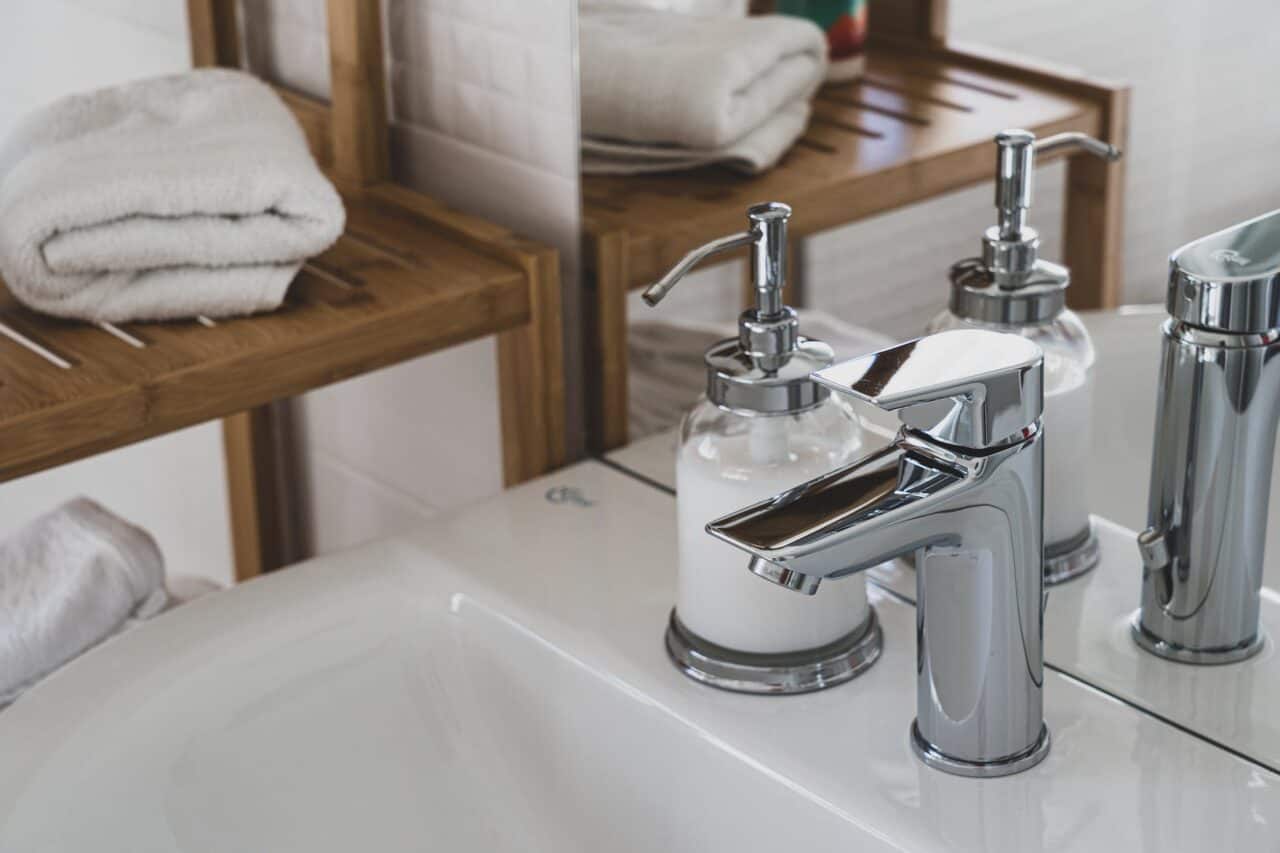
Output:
1167 208 1280 333
948 257 1068 325
705 331 833 415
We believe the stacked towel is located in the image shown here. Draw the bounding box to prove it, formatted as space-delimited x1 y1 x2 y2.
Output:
0 69 345 323
580 11 828 174
0 498 168 705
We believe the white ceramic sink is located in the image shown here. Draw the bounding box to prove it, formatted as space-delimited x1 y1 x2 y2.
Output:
2 459 1279 850
0 478 879 852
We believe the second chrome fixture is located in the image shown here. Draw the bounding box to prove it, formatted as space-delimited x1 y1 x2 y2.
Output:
929 129 1122 585
709 328 1051 778
1135 208 1280 664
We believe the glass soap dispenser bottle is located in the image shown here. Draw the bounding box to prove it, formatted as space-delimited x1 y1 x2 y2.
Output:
643 202 881 694
927 129 1122 584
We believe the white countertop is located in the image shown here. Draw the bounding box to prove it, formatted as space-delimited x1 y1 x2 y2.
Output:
0 460 1276 850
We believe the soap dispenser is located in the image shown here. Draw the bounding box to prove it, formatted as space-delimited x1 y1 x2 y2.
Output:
643 202 880 694
927 129 1122 584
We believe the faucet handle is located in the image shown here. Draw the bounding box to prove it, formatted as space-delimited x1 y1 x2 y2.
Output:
813 329 1043 449
1167 207 1280 333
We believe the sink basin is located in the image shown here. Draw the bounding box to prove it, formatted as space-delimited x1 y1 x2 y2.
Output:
0 516 877 852
2 461 1278 850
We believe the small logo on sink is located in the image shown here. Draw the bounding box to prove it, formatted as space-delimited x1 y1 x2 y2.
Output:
546 486 594 507
1210 248 1251 266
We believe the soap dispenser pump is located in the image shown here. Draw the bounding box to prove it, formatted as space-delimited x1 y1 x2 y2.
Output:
927 129 1122 584
644 202 881 694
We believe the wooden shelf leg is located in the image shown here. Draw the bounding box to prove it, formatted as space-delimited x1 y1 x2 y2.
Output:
222 404 298 581
1063 88 1129 310
496 250 567 484
186 0 241 68
587 233 631 453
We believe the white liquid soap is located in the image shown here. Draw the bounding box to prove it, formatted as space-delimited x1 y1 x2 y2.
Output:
675 411 871 654
1041 354 1093 546
643 200 882 686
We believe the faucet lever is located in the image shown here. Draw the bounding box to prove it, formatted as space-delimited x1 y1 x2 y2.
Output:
812 328 1043 449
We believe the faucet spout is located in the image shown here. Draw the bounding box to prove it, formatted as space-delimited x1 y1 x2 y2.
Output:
709 419 1048 777
708 435 971 594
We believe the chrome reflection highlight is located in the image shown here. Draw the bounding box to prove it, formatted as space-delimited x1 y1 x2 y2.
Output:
1136 209 1280 664
708 329 1049 777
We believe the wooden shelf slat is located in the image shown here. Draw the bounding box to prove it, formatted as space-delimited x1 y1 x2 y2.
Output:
0 184 533 483
584 45 1101 287
582 39 1128 452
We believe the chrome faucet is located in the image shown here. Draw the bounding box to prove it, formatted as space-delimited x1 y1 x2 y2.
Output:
1135 208 1280 664
707 328 1050 778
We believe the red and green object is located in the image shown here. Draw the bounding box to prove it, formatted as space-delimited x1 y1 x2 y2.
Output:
776 0 868 79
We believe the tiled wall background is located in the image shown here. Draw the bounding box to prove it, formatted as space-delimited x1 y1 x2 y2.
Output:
0 0 581 583
650 0 1280 339
3 0 1277 585
241 0 582 556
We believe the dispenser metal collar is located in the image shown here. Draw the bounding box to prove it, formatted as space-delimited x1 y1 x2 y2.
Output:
642 202 834 416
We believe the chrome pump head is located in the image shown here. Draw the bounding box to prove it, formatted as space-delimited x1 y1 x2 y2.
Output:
949 130 1122 326
642 202 834 416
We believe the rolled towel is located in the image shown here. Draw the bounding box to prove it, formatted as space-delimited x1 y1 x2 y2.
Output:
580 10 827 154
0 69 344 323
0 498 167 705
581 101 811 175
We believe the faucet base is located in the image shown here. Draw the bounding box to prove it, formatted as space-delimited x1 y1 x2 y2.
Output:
911 721 1051 778
1129 611 1267 665
1044 521 1100 586
664 608 882 695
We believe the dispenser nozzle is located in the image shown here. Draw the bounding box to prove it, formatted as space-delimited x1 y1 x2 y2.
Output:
641 202 793 315
641 231 754 306
983 129 1123 284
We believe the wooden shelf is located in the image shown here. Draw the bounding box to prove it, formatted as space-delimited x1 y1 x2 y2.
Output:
0 181 563 487
582 37 1128 450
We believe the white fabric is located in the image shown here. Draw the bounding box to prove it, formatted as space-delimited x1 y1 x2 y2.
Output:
579 10 825 174
0 69 344 323
580 11 826 148
581 101 810 175
0 498 167 705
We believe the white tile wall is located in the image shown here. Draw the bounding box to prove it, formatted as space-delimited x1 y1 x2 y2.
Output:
0 0 234 585
243 0 583 555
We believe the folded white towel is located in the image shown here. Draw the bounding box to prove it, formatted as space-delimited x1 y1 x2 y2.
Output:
580 10 826 152
0 498 167 705
0 69 344 323
581 100 811 175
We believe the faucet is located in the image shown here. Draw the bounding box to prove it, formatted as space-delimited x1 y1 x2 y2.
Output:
1135 208 1280 664
706 328 1050 778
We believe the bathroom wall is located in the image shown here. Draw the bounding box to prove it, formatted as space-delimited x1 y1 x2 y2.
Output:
637 0 1280 340
0 0 234 585
0 0 581 583
242 0 583 555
